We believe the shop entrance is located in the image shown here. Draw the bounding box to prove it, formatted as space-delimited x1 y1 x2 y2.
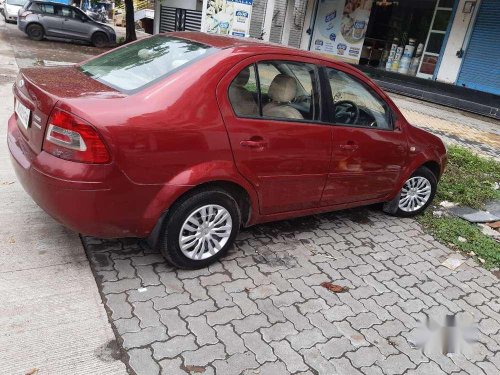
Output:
306 0 454 80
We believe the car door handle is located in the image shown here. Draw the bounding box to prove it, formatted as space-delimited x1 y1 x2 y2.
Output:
240 138 267 150
339 142 359 151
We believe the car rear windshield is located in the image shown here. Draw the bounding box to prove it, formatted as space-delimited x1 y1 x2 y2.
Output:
79 35 215 93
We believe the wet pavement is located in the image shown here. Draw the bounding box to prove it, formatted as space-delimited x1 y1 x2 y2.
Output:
2 20 104 68
0 17 127 375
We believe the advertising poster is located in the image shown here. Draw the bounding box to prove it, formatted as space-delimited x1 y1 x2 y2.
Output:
202 0 254 37
311 0 373 63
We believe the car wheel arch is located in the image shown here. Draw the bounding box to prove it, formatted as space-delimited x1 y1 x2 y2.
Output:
146 179 256 250
388 155 442 203
26 22 45 34
420 160 441 181
91 31 108 45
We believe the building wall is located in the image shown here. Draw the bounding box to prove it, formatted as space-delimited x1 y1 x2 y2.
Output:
159 0 200 11
436 0 481 84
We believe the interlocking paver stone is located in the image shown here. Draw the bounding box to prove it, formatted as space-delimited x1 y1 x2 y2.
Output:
271 340 308 373
261 321 298 342
288 327 327 351
214 324 246 355
186 315 218 346
83 203 500 375
159 357 187 375
182 343 226 367
158 309 188 336
122 326 168 349
133 300 161 328
241 332 276 364
152 334 198 360
105 293 132 320
233 314 271 334
213 352 259 375
128 347 160 375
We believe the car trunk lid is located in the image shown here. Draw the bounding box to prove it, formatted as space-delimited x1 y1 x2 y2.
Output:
13 66 121 154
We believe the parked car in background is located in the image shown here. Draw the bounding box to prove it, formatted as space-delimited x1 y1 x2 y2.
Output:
18 1 115 46
3 0 26 22
8 33 447 269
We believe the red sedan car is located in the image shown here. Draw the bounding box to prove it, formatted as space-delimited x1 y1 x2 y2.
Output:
8 32 447 268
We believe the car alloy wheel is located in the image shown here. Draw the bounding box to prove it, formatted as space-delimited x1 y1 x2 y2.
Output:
178 204 233 260
398 176 432 212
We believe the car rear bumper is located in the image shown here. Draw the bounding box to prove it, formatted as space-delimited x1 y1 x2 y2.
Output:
7 114 166 238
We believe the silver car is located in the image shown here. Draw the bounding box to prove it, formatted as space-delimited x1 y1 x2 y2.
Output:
18 1 116 47
3 0 27 22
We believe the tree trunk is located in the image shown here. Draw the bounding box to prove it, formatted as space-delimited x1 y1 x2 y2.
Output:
125 0 137 43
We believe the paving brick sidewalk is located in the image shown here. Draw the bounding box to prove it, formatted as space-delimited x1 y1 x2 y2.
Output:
84 208 500 375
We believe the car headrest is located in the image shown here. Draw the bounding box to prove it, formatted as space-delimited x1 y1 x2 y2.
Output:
268 74 298 103
233 67 251 87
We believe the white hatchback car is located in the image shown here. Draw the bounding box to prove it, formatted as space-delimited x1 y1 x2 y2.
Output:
3 0 26 22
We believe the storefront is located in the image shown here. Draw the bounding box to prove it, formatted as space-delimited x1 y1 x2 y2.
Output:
153 0 499 116
307 0 455 80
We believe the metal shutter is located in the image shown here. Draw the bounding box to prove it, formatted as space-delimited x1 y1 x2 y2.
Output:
288 0 307 48
184 9 202 31
456 0 500 95
159 6 176 32
249 0 267 39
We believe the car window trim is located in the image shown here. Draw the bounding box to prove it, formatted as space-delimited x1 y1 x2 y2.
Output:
228 59 323 126
253 63 263 117
319 65 395 131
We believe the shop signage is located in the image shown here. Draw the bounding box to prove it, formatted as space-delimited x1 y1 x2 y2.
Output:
201 0 254 37
311 0 373 63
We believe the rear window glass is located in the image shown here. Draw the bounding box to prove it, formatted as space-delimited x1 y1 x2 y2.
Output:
79 35 214 93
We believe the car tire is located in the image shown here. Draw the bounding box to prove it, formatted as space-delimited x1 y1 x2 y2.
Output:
383 166 437 217
159 189 241 269
92 32 108 47
26 24 44 41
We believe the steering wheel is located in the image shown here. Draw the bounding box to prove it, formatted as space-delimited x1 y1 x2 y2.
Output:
335 100 360 125
292 94 310 104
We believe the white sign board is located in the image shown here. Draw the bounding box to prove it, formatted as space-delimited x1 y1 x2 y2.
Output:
201 0 253 37
311 0 372 63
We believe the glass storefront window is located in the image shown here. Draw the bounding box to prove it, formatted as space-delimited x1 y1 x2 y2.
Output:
348 0 453 79
427 33 446 54
434 10 452 31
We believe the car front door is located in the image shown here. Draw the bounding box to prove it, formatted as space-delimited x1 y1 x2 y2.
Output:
61 7 90 40
217 56 332 215
320 67 408 206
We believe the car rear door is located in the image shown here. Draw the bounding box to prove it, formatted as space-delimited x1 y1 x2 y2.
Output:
217 55 332 215
319 66 408 206
38 3 63 37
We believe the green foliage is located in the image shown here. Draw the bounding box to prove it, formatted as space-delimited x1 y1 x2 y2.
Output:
437 145 500 209
419 212 500 269
418 146 500 269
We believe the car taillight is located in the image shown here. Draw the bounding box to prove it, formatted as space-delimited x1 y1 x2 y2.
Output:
43 108 110 164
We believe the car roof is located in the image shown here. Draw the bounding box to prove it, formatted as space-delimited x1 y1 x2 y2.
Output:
169 31 354 70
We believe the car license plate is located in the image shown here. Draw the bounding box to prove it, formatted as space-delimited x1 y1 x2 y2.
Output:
15 100 30 130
